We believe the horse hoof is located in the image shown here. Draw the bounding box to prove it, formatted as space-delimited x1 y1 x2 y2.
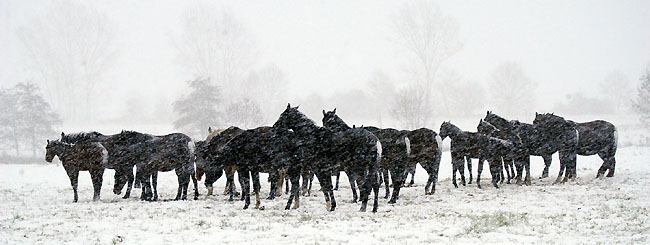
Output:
194 196 198 200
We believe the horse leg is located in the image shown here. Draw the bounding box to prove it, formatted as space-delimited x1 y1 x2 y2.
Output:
238 169 250 209
489 158 500 189
382 168 390 199
152 171 159 201
372 171 380 213
451 153 463 188
291 174 301 209
300 171 309 197
557 152 571 183
541 155 552 179
308 172 314 195
466 157 473 185
524 156 532 186
334 171 340 191
252 171 261 209
359 174 370 212
346 170 358 203
606 156 616 177
503 158 511 184
123 169 134 199
90 169 104 201
477 159 484 189
191 170 199 200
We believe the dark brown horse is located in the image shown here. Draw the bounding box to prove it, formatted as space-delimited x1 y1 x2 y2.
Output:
45 140 109 202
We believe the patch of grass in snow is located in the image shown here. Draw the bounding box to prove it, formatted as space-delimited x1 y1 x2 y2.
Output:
220 220 231 229
463 211 528 235
196 219 209 228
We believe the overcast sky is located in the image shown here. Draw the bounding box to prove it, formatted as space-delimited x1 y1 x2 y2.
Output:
1 0 649 122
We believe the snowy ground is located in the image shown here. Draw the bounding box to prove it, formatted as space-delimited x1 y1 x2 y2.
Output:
1 146 649 244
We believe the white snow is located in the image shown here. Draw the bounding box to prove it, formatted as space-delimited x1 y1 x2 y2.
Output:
1 145 649 243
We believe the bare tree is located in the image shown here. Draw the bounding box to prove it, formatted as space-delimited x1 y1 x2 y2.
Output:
224 98 264 129
440 71 487 116
392 85 434 130
488 62 537 118
366 70 396 127
16 1 117 122
242 64 288 124
633 66 650 129
600 71 633 113
391 1 462 125
174 4 257 104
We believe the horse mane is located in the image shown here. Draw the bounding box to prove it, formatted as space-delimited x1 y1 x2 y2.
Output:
61 131 104 143
206 128 227 141
323 110 351 131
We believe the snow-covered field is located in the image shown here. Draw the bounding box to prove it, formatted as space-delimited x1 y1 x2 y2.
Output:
2 146 649 244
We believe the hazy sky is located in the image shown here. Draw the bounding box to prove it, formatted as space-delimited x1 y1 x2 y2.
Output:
1 0 649 121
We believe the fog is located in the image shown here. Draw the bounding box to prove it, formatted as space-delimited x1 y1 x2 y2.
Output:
1 0 649 138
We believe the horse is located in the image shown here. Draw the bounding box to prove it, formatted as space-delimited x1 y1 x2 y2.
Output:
439 121 511 189
485 111 556 185
533 113 617 182
355 125 409 203
112 131 197 201
195 126 244 197
477 120 515 184
61 131 147 199
45 139 109 202
406 128 442 195
275 104 381 212
206 126 295 209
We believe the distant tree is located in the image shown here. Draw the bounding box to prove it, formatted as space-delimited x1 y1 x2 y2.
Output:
366 70 396 127
633 66 650 129
600 71 633 113
488 62 537 118
174 4 257 103
17 1 117 122
391 1 463 125
224 98 263 129
554 93 615 115
172 78 222 139
0 82 61 157
242 64 288 123
392 86 434 130
438 71 487 116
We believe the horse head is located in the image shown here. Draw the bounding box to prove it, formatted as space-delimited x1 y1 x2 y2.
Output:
45 139 57 163
273 103 314 133
439 121 457 140
322 108 351 132
484 111 510 130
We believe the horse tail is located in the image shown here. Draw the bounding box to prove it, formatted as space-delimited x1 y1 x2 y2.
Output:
613 126 618 152
405 136 411 157
187 140 196 174
96 142 109 168
435 134 443 154
375 140 383 164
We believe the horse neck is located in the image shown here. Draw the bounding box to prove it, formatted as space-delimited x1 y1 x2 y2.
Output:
328 117 351 132
444 124 462 139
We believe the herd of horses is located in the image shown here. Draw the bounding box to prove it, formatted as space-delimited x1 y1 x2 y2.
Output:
45 104 618 213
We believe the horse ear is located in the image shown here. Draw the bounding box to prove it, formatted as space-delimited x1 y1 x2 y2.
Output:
296 105 299 109
333 108 336 114
322 110 326 115
287 103 291 109
208 127 212 133
61 132 64 138
535 112 539 116
487 110 490 115
353 125 356 129
47 139 50 144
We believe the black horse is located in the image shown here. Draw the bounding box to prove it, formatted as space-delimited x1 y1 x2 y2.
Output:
206 126 296 209
195 126 244 197
275 105 381 212
477 119 515 184
112 131 197 201
533 113 617 182
45 139 109 202
439 121 511 189
356 125 409 203
485 111 555 185
406 128 442 195
61 131 148 199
